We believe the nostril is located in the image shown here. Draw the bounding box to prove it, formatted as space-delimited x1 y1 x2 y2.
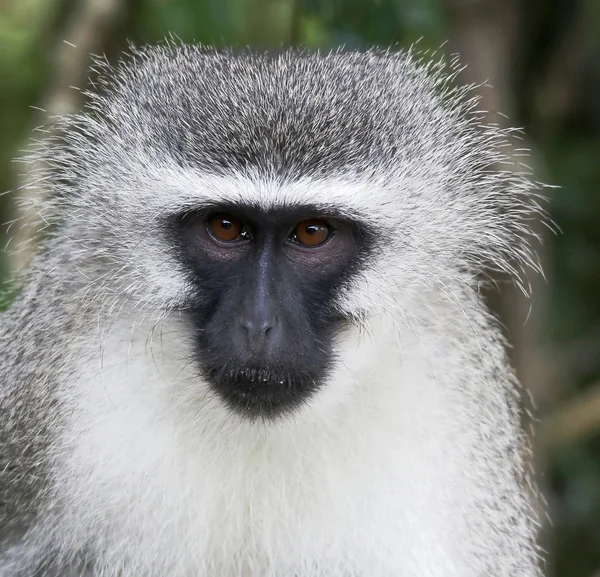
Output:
260 318 274 334
241 316 275 337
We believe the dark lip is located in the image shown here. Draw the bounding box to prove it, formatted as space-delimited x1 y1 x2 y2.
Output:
203 366 323 419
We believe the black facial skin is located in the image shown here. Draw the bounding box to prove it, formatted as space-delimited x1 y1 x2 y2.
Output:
171 204 371 419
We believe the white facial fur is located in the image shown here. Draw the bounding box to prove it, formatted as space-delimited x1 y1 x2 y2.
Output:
30 289 534 577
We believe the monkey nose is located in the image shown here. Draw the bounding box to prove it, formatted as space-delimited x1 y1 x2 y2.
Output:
239 315 278 351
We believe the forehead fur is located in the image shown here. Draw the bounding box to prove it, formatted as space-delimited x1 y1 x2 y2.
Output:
90 47 451 180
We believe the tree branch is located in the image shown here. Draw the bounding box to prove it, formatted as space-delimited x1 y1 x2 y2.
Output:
540 383 600 450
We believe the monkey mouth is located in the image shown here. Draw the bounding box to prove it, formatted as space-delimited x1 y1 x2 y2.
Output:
203 365 323 419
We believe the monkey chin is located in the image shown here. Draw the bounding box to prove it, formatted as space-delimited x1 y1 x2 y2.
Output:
203 365 325 420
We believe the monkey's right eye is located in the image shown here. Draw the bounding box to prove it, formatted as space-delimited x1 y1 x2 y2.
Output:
207 213 249 243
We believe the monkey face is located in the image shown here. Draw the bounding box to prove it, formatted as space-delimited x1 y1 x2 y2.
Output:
48 47 541 426
170 203 372 419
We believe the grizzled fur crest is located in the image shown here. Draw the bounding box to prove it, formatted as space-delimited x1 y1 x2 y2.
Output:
0 45 545 576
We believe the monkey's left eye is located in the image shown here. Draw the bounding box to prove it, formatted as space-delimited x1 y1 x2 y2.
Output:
290 219 332 247
207 213 249 243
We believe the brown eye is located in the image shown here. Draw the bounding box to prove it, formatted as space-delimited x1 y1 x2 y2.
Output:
292 219 331 247
207 213 245 242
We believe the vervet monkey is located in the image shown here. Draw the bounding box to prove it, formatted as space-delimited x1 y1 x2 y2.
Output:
0 46 544 576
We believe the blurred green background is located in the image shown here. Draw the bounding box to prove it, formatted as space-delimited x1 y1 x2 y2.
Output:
1 0 599 575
